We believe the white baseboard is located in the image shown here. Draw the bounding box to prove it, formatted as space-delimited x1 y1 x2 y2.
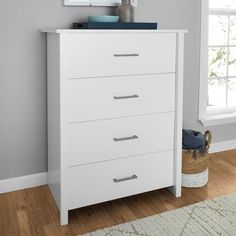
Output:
0 172 48 194
209 139 236 154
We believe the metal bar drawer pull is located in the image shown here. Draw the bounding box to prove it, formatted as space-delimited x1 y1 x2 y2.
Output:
113 175 138 183
113 53 139 57
113 135 138 142
113 95 139 100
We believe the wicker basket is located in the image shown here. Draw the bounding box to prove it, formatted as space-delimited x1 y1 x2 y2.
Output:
182 130 212 188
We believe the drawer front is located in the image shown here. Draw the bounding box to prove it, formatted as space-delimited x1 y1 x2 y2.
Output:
68 151 174 210
65 74 175 122
64 33 176 78
66 113 174 166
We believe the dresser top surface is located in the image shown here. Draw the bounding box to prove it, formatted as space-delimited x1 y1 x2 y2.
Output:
41 29 188 34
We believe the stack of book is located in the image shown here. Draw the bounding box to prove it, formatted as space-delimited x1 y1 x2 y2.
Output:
73 22 158 30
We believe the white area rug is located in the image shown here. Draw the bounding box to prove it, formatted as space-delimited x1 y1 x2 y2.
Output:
80 193 236 236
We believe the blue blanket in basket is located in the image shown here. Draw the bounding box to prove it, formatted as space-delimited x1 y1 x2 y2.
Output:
182 129 206 153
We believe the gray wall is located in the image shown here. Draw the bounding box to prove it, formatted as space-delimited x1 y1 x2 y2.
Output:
0 0 235 180
0 0 111 180
135 0 236 142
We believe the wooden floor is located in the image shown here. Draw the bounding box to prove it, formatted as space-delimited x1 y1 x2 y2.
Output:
1 150 236 236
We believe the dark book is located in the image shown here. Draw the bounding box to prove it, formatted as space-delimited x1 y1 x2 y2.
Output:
73 22 158 30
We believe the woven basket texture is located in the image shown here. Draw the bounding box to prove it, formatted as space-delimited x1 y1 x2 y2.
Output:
182 130 212 175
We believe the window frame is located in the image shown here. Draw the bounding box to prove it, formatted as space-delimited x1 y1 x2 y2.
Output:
199 0 236 126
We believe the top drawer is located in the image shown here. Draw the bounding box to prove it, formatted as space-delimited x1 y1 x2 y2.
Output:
63 33 176 78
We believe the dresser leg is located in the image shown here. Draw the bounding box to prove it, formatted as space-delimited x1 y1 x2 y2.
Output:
168 185 181 198
60 209 68 225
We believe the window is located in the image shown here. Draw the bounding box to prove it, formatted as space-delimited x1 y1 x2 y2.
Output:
199 0 236 126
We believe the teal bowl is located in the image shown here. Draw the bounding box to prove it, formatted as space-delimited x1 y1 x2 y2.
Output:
88 15 119 23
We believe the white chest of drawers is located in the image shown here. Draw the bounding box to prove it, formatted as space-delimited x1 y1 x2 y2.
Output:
43 29 186 225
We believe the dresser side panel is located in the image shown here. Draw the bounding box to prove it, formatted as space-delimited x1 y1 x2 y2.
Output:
169 33 185 197
47 33 61 210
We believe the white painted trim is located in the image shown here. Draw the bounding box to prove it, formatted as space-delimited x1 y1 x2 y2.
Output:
209 139 236 153
171 32 185 198
210 8 236 15
199 0 209 122
199 112 236 126
0 172 47 194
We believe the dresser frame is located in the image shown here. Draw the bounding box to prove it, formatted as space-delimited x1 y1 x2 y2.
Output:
43 29 187 225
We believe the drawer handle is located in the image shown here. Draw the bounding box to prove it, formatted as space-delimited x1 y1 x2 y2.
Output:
113 95 139 100
113 53 139 57
113 135 138 142
113 175 138 183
